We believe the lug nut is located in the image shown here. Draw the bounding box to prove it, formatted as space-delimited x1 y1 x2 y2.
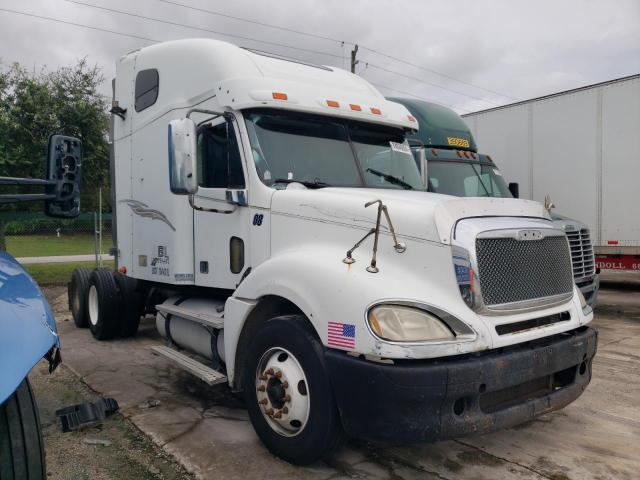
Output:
266 408 274 416
257 385 266 392
282 394 291 402
282 407 289 414
274 411 282 419
266 368 274 375
259 398 268 405
259 374 268 381
282 381 289 389
275 370 283 378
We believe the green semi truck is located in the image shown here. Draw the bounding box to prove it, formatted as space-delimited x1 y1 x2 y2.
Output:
391 97 599 306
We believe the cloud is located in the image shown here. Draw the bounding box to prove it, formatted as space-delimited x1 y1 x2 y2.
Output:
1 0 638 113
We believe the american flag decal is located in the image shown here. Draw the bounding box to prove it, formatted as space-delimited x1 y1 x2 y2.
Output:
328 322 356 349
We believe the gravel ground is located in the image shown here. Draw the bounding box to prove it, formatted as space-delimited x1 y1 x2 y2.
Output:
31 286 194 480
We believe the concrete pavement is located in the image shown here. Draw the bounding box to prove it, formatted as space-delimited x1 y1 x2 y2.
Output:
45 280 640 480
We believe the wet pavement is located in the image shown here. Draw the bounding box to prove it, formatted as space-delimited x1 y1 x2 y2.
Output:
44 275 640 480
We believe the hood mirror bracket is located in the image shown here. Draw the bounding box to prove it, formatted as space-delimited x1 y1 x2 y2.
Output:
342 199 406 272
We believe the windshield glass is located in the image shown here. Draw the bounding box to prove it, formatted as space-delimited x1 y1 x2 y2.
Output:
244 109 425 190
427 161 512 198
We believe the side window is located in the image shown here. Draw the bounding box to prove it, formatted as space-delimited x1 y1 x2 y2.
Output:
197 122 245 189
134 69 159 112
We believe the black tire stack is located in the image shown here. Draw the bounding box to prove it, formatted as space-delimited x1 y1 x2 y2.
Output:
68 267 142 340
0 379 45 480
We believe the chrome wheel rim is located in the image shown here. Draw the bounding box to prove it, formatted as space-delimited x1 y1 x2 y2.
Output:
255 347 310 437
88 285 99 326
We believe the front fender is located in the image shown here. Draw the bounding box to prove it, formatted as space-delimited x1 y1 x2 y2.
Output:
0 252 59 404
231 239 493 359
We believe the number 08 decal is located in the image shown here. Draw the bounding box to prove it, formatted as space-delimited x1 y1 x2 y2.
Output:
253 213 264 226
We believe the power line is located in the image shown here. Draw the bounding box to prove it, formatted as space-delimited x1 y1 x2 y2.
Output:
364 62 501 106
64 0 343 60
156 0 350 45
149 0 515 102
0 7 159 42
359 45 518 101
370 82 471 113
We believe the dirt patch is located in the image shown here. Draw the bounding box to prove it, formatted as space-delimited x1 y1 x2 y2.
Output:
30 360 195 480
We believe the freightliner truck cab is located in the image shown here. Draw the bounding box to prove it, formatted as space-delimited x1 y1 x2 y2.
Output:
391 97 599 306
70 39 597 465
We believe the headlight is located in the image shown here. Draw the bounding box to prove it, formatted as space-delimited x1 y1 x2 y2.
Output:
451 246 477 310
576 287 592 314
367 305 455 342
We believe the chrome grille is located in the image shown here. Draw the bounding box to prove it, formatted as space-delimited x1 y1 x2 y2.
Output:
565 228 595 280
476 235 574 307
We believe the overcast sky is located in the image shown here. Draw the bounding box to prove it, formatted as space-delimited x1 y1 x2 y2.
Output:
0 0 638 113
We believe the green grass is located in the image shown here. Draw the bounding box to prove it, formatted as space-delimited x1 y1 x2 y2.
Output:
5 234 112 257
24 261 114 285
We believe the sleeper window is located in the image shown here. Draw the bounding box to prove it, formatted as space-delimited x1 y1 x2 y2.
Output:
134 69 159 112
197 122 245 189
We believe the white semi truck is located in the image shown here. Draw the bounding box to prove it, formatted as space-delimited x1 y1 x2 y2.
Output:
69 39 597 464
463 74 640 272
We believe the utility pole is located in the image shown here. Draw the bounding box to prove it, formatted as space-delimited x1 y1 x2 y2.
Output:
350 44 359 73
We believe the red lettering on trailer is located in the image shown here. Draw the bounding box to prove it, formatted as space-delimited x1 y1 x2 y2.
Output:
607 240 619 245
596 255 640 270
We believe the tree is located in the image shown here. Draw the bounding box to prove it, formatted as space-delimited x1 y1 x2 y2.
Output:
0 58 110 211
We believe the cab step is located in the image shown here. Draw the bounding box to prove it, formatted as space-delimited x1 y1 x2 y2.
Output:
155 302 224 329
150 345 227 385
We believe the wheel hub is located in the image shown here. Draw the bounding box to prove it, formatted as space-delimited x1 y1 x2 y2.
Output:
255 347 309 437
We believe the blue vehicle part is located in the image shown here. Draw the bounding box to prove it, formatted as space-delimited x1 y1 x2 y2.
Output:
0 251 60 404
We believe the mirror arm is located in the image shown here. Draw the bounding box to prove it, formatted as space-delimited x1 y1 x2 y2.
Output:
186 108 233 122
188 194 236 214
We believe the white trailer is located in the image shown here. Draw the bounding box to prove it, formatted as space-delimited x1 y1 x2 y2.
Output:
69 39 597 464
463 75 640 271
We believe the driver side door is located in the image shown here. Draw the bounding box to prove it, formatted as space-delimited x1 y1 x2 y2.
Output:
193 118 250 288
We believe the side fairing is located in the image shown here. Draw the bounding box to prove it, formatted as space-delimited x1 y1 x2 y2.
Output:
0 252 59 404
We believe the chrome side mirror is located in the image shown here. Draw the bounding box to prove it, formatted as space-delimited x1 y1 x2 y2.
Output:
168 118 198 195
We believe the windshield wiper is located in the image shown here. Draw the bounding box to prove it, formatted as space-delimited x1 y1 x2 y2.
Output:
273 178 331 189
366 168 413 190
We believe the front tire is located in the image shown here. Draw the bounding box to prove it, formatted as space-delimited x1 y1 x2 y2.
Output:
0 379 45 480
244 315 344 465
88 268 119 340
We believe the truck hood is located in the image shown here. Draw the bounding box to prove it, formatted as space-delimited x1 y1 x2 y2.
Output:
271 187 550 244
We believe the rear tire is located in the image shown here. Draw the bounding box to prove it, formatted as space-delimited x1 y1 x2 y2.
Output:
0 379 45 480
244 315 344 465
114 273 141 337
88 268 119 340
68 267 91 328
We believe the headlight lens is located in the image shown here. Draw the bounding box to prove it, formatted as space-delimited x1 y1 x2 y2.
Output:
368 305 455 342
452 246 476 309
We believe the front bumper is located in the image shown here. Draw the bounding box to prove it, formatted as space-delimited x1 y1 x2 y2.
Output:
325 326 597 443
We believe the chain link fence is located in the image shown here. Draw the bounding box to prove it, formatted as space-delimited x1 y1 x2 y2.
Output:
1 211 111 259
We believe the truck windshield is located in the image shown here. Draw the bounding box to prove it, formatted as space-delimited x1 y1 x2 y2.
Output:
427 161 512 198
244 110 425 190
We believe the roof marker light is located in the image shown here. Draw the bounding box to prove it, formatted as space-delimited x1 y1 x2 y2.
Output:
407 115 416 122
272 92 288 100
350 104 362 111
370 107 381 115
326 100 340 108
